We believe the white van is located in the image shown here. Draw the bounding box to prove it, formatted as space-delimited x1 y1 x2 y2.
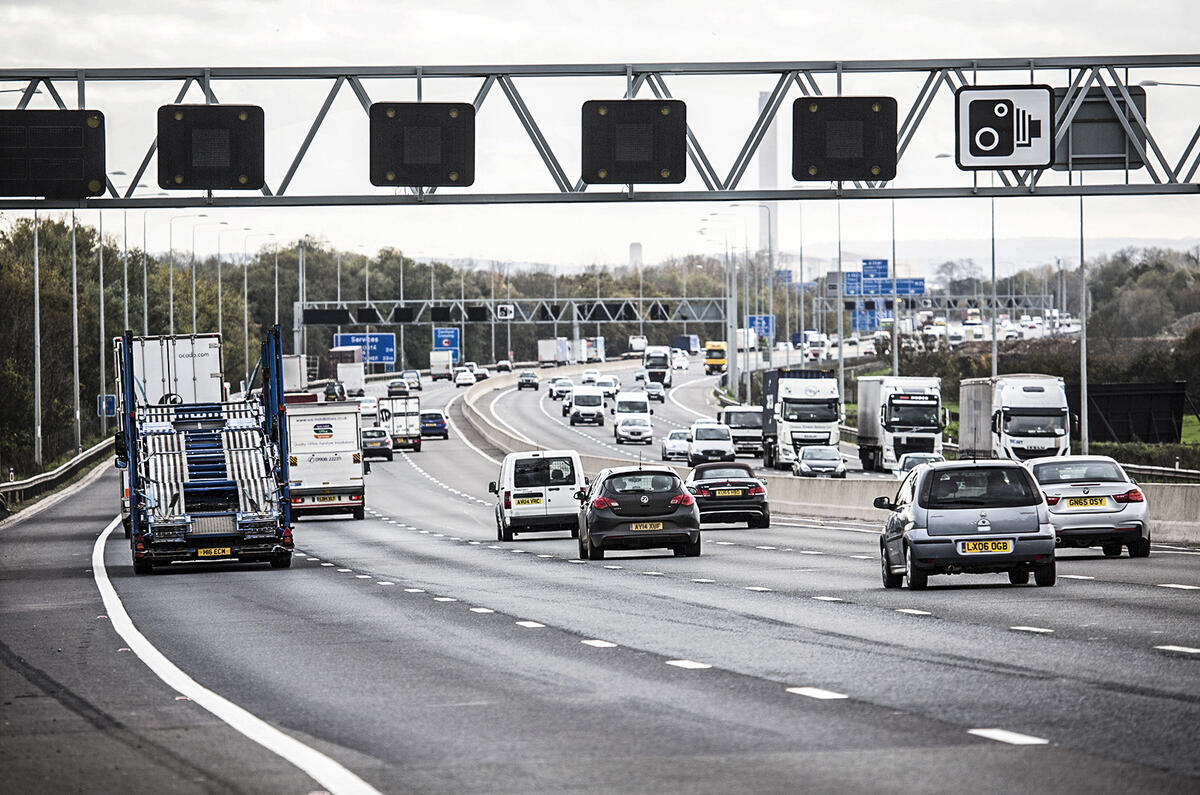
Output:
687 422 736 466
489 449 585 542
611 391 653 425
568 386 605 425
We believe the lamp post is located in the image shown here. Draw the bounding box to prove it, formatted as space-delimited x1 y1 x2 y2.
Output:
191 221 227 332
244 232 276 384
33 209 41 465
169 213 206 335
71 211 80 451
699 223 738 400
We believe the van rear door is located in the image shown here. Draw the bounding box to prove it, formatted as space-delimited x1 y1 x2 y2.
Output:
510 456 550 520
542 455 581 520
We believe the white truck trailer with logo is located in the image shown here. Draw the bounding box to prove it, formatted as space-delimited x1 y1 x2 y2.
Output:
377 395 422 452
856 376 945 472
537 338 558 367
959 374 1071 461
761 369 842 469
286 402 367 520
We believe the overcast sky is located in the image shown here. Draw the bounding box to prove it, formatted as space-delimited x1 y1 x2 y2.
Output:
1 0 1197 276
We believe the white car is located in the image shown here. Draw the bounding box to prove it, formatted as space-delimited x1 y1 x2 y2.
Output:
596 376 620 399
548 378 574 400
661 429 690 461
581 369 600 384
672 354 689 370
614 416 654 445
357 396 379 424
687 423 735 465
454 369 477 388
894 452 945 479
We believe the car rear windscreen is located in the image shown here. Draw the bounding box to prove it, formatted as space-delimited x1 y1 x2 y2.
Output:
513 456 576 489
1032 461 1125 484
697 467 754 480
921 467 1039 509
606 473 679 493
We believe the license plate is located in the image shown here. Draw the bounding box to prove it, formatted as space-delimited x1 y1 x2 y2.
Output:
959 539 1013 555
630 521 664 531
515 497 542 506
714 489 743 497
1066 497 1107 508
316 495 337 502
197 547 231 557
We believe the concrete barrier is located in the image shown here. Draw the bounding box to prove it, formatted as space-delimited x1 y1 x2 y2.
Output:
458 362 1200 546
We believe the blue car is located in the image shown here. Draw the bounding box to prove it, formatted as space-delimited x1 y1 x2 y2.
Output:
420 409 449 439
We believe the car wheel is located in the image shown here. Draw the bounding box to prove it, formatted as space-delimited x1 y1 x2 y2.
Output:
1008 568 1030 585
615 438 622 445
683 537 701 557
269 551 292 569
569 417 576 425
1034 558 1056 587
598 418 603 427
587 536 605 560
1128 535 1151 558
1102 543 1124 558
495 512 503 541
501 522 514 542
577 533 588 560
881 544 902 589
905 545 928 590
752 509 770 529
661 451 667 461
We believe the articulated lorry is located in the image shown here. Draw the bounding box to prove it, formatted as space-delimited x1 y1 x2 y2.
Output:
287 401 367 520
642 344 673 388
856 376 945 472
959 374 1071 461
762 368 842 469
378 395 422 453
115 327 293 573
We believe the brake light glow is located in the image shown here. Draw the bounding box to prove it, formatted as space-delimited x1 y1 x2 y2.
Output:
669 492 695 507
591 496 618 509
1113 489 1144 504
292 497 302 504
350 494 362 501
1045 494 1060 506
748 485 766 496
695 488 711 497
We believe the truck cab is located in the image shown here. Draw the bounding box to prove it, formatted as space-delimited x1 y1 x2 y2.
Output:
762 370 842 469
856 376 944 472
718 405 765 455
642 345 673 388
960 374 1071 461
704 340 728 375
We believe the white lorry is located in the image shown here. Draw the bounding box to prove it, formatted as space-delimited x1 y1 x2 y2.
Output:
537 338 558 367
337 361 366 397
585 336 606 362
377 395 422 452
627 335 648 355
717 404 765 456
642 344 673 388
856 376 944 472
286 401 367 520
761 370 842 469
282 354 308 392
959 374 1071 462
430 350 455 381
735 328 756 352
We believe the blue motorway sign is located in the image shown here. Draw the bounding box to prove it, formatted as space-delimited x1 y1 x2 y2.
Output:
97 394 117 418
432 327 460 364
776 269 793 284
334 332 397 364
843 272 862 296
746 314 776 340
862 258 889 278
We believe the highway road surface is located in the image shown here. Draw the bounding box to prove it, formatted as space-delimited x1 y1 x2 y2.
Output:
3 361 1198 793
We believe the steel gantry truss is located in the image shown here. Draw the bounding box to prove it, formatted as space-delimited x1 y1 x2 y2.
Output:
2 54 1199 209
297 297 728 325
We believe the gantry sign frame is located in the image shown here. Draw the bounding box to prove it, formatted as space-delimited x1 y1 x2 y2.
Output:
1 54 1198 209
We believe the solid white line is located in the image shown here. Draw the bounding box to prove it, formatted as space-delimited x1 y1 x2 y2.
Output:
812 596 843 602
515 620 545 628
1158 583 1200 590
665 659 711 669
440 392 502 466
91 517 379 795
1154 644 1200 654
667 376 714 419
745 586 773 592
581 639 618 648
489 387 537 445
786 686 848 700
1058 574 1094 580
1010 626 1054 634
968 728 1049 746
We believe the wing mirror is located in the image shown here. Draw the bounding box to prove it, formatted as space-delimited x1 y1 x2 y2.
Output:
609 407 615 415
574 489 587 501
488 481 497 494
114 457 128 470
649 409 654 415
872 496 894 511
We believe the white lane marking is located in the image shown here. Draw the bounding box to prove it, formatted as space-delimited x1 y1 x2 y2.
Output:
419 530 430 534
642 571 664 576
515 621 545 628
666 659 712 669
487 545 502 549
604 565 623 569
377 582 395 586
568 559 587 564
786 686 848 700
320 563 334 567
745 586 773 592
510 549 526 554
773 521 880 536
306 557 320 561
537 554 554 558
399 451 491 507
336 568 353 573
1010 626 1055 634
440 392 502 466
1153 550 1200 556
896 608 932 616
581 639 618 648
354 575 371 579
91 517 380 795
1059 574 1094 580
1158 583 1200 590
404 588 425 593
799 550 824 555
713 541 736 546
469 607 495 614
849 555 874 560
489 387 537 445
1155 645 1200 654
667 376 714 419
755 546 777 550
968 728 1049 746
433 597 457 602
812 596 843 602
468 541 481 545
692 578 715 583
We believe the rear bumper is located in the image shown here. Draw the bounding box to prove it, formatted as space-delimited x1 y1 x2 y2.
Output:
1055 522 1147 548
362 446 393 458
591 525 700 551
907 533 1056 573
291 490 363 516
390 435 422 449
507 512 578 532
138 538 291 565
697 497 768 522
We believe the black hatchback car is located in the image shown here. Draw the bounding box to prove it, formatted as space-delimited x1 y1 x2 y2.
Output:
576 467 701 560
685 462 769 528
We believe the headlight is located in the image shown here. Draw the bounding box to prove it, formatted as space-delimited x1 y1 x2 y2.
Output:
836 463 846 472
799 463 811 471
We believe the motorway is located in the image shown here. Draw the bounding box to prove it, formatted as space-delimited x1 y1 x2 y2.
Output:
3 359 1199 793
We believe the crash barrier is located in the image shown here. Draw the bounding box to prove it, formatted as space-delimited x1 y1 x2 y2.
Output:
0 436 114 517
461 369 1200 545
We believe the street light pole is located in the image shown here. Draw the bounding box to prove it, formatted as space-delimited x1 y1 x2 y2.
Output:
1079 193 1089 455
192 221 227 333
892 198 900 377
71 211 80 451
99 210 106 437
33 210 41 465
990 174 998 378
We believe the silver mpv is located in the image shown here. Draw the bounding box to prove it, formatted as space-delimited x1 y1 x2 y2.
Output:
875 461 1057 590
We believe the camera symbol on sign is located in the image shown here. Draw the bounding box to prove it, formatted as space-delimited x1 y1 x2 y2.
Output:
968 99 1043 158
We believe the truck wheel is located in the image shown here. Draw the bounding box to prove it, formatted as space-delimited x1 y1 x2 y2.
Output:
413 442 421 453
123 517 131 539
353 507 365 521
269 551 292 569
132 553 153 576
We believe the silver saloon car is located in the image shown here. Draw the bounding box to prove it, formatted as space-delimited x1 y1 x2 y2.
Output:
875 461 1057 590
1028 455 1150 558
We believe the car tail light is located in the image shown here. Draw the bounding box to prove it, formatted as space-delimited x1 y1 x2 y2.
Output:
591 496 618 510
1044 494 1060 506
504 490 512 510
748 485 766 496
695 488 711 497
292 497 302 504
669 492 695 507
1113 489 1144 503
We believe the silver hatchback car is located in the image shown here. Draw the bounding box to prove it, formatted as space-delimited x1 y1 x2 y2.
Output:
1027 455 1150 558
875 461 1057 590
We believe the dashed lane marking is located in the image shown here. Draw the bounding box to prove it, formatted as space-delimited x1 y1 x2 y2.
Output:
581 639 618 648
1010 626 1055 634
404 588 425 593
692 578 715 583
377 582 395 586
896 609 932 616
812 596 843 602
666 659 712 669
968 728 1050 746
469 607 495 614
1059 574 1095 580
745 586 773 592
440 392 502 467
515 620 545 628
786 687 848 700
1154 645 1200 654
433 597 458 602
1158 583 1200 590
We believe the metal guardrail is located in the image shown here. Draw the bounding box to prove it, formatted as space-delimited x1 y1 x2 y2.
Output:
1123 463 1200 484
0 436 114 516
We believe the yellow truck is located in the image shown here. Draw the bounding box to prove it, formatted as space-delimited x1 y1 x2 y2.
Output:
704 340 728 375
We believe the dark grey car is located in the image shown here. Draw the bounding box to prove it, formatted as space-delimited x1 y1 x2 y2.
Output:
875 461 1056 590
